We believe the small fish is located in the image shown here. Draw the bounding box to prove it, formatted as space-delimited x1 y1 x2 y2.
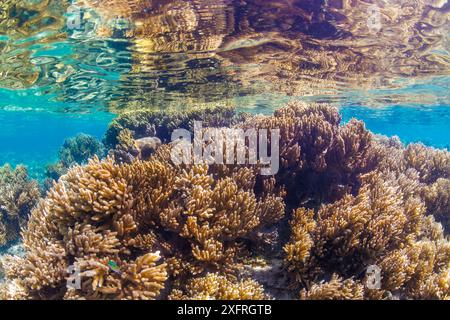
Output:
108 260 122 275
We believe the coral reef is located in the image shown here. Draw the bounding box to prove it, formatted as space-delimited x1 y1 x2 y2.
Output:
374 141 450 231
0 153 284 299
169 273 267 300
45 134 105 182
1 102 448 300
299 274 364 300
284 170 449 300
104 105 246 149
0 165 40 248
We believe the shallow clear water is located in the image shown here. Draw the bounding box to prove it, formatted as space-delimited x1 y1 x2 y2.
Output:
0 0 449 177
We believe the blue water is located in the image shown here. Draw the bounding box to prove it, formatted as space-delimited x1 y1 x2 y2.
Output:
0 108 114 179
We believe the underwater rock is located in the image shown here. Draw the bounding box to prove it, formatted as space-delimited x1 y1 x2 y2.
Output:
135 137 162 160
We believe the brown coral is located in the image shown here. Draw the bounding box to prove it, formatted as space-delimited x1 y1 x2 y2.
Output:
1 102 449 301
169 273 267 300
0 165 40 247
104 105 247 150
377 239 450 299
284 169 449 299
423 178 450 231
284 171 425 280
0 153 284 299
299 274 364 300
375 142 450 230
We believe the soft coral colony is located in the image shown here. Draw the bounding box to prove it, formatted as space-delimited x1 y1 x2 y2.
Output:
0 102 449 300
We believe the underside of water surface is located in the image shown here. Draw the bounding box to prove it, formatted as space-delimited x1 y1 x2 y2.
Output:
0 0 449 300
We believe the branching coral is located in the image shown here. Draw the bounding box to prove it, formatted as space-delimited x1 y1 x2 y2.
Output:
169 273 267 300
1 102 448 300
284 172 423 278
0 164 40 248
284 171 449 300
423 178 450 230
402 145 450 230
45 134 105 182
377 239 450 299
240 101 381 206
299 274 364 300
401 143 450 184
375 142 450 231
0 153 284 299
109 129 162 164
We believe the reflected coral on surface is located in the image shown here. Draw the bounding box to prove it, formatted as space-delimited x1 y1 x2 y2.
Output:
0 102 448 300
